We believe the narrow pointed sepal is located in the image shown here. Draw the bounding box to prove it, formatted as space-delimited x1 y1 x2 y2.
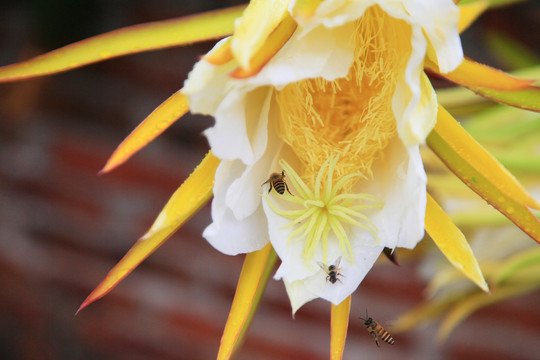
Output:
230 0 293 72
427 58 535 91
217 243 277 360
427 106 540 244
431 105 540 210
0 5 245 82
425 194 489 292
100 90 189 174
230 15 297 78
77 152 220 313
330 296 351 360
466 84 540 112
204 37 234 65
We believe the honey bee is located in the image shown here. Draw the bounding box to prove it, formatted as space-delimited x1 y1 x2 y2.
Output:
317 256 343 284
360 310 395 347
262 170 292 195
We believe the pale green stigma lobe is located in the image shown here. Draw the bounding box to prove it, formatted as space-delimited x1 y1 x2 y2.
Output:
266 157 383 263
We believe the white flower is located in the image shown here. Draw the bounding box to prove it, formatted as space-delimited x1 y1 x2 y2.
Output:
183 0 463 312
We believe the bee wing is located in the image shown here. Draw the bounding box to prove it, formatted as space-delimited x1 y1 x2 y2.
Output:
333 256 342 268
316 262 328 272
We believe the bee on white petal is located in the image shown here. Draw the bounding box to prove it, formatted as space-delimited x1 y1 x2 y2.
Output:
317 256 343 284
262 170 292 195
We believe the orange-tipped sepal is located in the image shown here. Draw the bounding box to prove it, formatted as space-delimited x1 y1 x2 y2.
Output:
77 152 220 313
100 90 189 174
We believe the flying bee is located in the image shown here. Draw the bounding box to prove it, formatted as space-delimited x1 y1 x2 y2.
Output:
317 256 343 284
360 310 395 347
262 170 292 195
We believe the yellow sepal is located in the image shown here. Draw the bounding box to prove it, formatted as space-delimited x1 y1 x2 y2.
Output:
101 89 189 174
204 37 234 65
330 296 351 360
231 14 297 78
217 243 277 360
425 194 489 292
433 105 540 210
427 123 540 244
77 152 220 313
426 58 535 90
0 6 245 82
231 0 291 71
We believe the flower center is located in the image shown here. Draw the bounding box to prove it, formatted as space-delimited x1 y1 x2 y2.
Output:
275 5 411 192
266 157 383 263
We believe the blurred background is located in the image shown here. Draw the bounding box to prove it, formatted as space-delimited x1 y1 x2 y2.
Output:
0 1 539 359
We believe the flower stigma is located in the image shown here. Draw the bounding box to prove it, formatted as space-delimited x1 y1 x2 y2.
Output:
266 157 383 264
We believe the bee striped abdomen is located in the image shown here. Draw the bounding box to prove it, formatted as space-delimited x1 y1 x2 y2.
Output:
376 327 395 345
262 171 292 195
273 180 286 194
362 316 395 347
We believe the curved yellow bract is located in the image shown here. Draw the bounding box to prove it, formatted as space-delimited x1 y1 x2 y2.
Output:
330 296 351 360
217 243 277 360
77 152 220 313
426 58 535 90
0 5 245 82
231 0 291 71
425 194 489 292
101 90 189 174
434 105 540 210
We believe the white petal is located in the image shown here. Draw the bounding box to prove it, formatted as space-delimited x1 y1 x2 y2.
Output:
205 160 269 255
263 188 387 306
226 106 284 219
203 206 269 255
262 195 315 282
294 0 411 33
282 244 383 309
392 25 427 147
204 87 273 164
283 279 319 315
398 72 438 146
244 20 356 89
210 160 245 223
355 138 427 250
182 38 236 116
293 0 372 35
405 0 463 73
320 244 383 305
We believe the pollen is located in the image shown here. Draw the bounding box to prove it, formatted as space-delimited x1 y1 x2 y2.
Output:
266 157 383 263
275 5 411 193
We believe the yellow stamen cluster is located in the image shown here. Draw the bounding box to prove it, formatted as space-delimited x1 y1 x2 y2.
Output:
266 157 383 263
275 5 411 193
